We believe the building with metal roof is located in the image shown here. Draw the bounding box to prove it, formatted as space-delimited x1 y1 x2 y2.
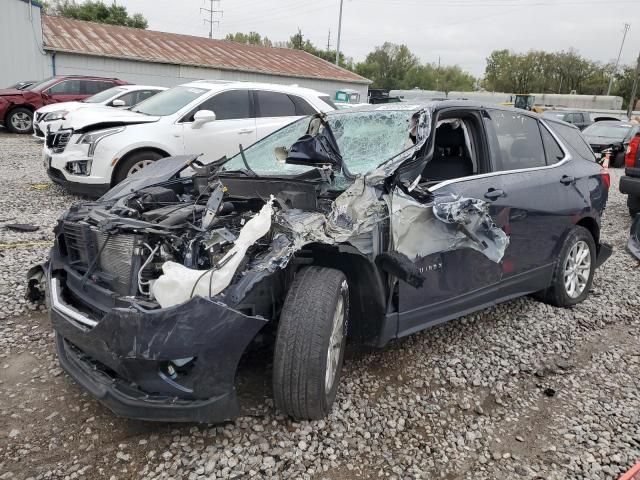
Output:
1 0 370 100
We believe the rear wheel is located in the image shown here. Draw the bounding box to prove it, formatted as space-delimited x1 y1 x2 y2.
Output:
273 267 348 420
113 150 164 184
6 107 33 134
540 226 596 307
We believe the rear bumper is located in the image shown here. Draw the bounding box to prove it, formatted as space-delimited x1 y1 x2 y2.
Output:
48 265 267 423
620 175 640 197
47 166 110 198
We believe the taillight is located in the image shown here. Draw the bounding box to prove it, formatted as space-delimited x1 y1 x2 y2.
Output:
600 168 610 189
626 136 640 168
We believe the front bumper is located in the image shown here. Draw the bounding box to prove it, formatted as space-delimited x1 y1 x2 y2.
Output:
47 166 110 197
620 175 640 197
48 269 268 423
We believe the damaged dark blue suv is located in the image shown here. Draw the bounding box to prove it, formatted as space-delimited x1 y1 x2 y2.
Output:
32 102 612 423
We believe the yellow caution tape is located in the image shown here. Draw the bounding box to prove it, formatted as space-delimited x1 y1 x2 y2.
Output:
30 183 51 191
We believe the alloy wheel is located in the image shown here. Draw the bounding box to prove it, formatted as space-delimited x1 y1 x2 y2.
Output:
10 112 31 132
126 159 155 177
325 283 346 392
563 240 591 299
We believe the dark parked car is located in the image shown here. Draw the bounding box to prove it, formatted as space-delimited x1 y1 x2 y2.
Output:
542 110 592 130
582 120 640 168
620 130 640 215
32 102 611 423
0 75 127 134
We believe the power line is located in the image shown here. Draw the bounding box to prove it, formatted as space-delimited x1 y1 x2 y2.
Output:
201 0 223 39
607 23 631 96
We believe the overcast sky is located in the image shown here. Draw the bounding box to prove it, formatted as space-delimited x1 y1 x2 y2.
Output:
114 0 639 76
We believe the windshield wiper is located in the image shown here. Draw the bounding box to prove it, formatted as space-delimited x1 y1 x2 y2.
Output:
238 144 258 177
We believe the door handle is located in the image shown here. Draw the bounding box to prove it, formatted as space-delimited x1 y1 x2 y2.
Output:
560 175 575 185
484 188 505 201
238 129 254 134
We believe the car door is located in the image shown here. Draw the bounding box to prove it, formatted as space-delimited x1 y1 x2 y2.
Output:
44 79 82 104
254 90 313 139
396 109 507 337
478 109 587 297
180 89 256 162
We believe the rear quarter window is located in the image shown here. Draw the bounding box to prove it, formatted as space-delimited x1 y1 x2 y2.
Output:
548 121 595 161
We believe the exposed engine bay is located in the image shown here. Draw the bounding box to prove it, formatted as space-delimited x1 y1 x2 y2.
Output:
54 157 342 313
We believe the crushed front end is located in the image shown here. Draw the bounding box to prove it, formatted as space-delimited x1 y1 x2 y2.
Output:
46 157 289 422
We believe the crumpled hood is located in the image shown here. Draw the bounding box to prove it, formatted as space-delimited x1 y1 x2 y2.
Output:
0 88 24 97
60 106 160 131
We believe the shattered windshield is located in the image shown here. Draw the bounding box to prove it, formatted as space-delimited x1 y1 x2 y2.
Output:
224 109 418 181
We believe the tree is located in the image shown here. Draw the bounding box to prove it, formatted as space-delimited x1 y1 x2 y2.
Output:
225 32 272 47
43 1 148 29
355 43 419 89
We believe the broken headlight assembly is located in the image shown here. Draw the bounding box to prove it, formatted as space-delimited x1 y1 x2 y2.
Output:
65 159 92 176
76 127 125 156
43 110 68 121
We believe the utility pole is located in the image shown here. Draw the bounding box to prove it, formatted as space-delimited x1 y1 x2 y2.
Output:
335 0 344 65
607 23 630 96
326 29 331 54
627 52 640 118
436 56 441 92
201 0 223 39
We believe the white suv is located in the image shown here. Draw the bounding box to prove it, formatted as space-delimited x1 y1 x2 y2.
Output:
33 85 167 139
44 81 336 197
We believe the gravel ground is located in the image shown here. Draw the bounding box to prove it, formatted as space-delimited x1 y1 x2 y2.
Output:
0 130 639 480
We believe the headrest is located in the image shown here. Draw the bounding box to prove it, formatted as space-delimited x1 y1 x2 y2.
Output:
435 123 465 148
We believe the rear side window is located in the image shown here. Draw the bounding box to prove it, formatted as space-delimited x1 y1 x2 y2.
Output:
550 122 595 161
82 80 115 95
540 125 565 165
289 95 317 115
319 95 337 109
488 110 546 170
256 91 296 117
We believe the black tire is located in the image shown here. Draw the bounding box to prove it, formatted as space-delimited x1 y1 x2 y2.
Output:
539 226 596 308
273 266 349 420
629 195 640 217
6 107 33 134
612 151 625 168
113 150 164 184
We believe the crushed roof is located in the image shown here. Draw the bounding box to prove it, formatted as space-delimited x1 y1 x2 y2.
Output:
42 16 370 85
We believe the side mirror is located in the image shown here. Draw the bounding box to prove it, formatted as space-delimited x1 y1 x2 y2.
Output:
192 110 216 129
111 99 126 107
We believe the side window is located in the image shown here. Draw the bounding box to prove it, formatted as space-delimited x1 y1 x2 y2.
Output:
114 91 137 106
48 80 81 95
289 95 317 116
488 110 546 170
540 125 565 165
135 90 158 104
256 90 296 117
202 90 251 121
551 122 596 161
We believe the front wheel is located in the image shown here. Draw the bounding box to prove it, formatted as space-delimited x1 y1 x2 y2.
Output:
6 107 33 134
273 267 348 420
113 150 164 184
540 226 596 307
